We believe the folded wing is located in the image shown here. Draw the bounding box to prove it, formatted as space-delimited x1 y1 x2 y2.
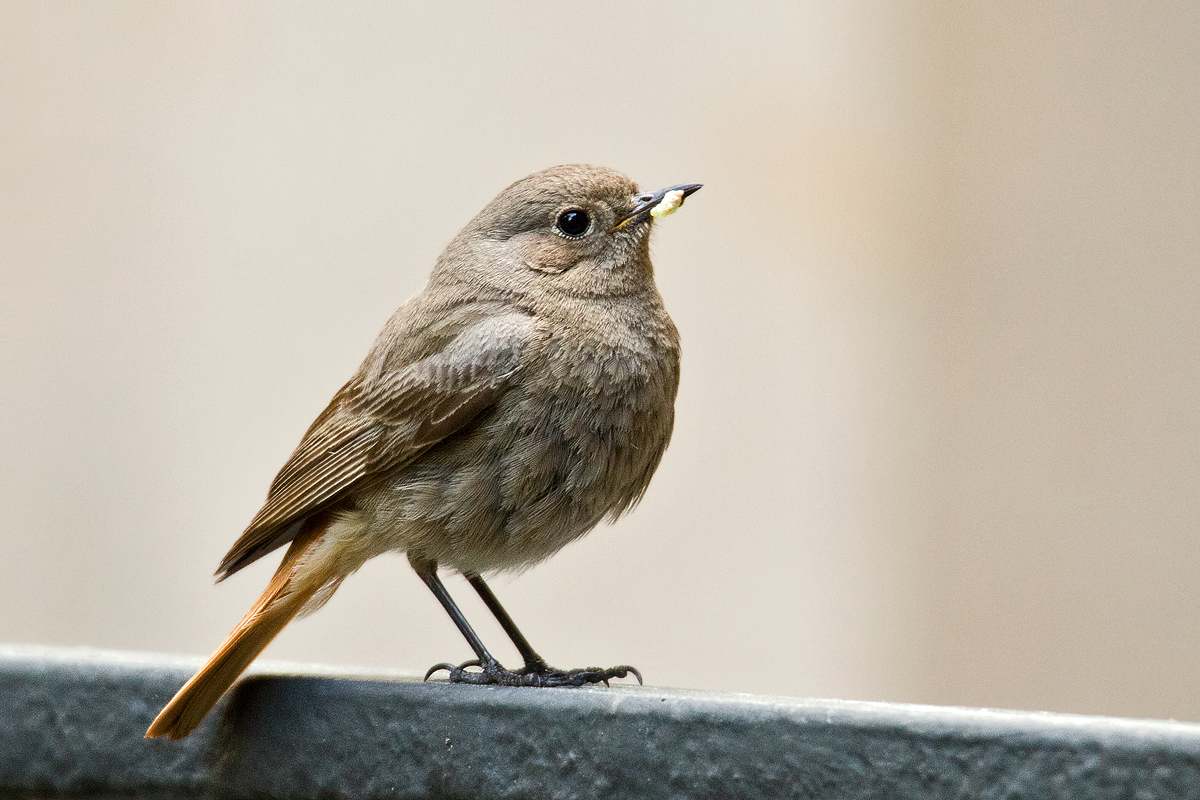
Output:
215 311 535 579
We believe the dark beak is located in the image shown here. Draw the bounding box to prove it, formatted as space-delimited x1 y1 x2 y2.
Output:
609 183 703 232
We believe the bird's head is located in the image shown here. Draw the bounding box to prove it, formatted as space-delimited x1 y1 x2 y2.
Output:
432 164 701 302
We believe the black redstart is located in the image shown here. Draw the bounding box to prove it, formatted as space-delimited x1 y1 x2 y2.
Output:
146 164 701 739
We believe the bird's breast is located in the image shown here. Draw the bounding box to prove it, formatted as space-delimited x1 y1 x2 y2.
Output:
370 302 680 574
475 320 679 566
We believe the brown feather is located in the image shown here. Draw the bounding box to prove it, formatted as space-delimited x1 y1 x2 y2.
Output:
215 319 528 580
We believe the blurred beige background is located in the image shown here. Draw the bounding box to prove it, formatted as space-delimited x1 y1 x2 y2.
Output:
2 2 1198 721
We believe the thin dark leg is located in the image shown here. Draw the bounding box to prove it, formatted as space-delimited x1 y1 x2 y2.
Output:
417 567 500 669
462 571 642 687
465 572 547 672
417 561 642 687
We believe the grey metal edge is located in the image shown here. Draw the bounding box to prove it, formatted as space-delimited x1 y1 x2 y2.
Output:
1 644 1198 799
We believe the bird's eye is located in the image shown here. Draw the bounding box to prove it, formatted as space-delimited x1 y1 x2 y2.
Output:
555 208 590 238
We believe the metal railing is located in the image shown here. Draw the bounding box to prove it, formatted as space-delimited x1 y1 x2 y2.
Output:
2 645 1198 799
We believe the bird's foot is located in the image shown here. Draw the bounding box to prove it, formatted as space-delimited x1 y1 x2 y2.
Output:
518 660 643 687
424 658 642 687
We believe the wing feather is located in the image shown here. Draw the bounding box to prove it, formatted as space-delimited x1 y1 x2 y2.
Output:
215 311 533 579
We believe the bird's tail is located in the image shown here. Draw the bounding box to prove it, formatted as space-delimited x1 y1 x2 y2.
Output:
145 517 335 740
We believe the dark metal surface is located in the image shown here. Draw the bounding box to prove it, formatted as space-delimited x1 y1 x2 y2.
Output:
2 645 1199 799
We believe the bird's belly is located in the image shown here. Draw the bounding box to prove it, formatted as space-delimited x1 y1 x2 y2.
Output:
365 375 673 574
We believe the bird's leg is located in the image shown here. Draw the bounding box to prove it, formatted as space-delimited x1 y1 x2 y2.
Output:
416 558 642 687
415 563 508 684
463 571 643 688
464 572 549 673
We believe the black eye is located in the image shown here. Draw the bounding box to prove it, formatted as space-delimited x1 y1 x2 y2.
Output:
555 208 590 238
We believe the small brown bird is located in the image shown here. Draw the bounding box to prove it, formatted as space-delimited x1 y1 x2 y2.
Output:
145 164 700 740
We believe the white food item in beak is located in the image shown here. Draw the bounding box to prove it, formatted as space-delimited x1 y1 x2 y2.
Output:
650 189 686 219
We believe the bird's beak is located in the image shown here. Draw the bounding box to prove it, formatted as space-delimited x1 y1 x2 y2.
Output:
609 183 703 232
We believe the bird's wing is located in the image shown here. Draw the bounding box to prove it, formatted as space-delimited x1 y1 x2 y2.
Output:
215 311 535 580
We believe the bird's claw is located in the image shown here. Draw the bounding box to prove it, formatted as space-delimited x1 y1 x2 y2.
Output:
423 658 643 687
424 659 484 682
522 664 643 688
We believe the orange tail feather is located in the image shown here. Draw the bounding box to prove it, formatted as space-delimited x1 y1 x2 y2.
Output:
146 522 331 740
